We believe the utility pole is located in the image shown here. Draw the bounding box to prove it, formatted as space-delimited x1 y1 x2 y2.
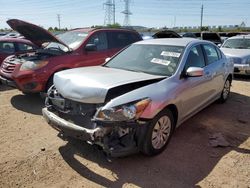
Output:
113 0 115 24
57 14 61 29
104 0 115 26
200 4 203 31
122 0 132 26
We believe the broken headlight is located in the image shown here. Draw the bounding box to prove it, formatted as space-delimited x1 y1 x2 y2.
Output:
95 98 151 122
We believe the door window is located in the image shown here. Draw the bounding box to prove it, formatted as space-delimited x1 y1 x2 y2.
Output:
17 43 35 52
87 32 108 51
203 44 219 64
108 32 133 49
0 42 15 53
185 45 205 69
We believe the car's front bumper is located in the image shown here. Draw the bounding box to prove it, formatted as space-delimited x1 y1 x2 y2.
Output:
42 107 148 157
42 107 104 142
234 64 250 74
0 75 17 88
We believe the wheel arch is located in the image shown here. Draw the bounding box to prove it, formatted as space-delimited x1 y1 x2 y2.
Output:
163 104 178 129
45 67 70 91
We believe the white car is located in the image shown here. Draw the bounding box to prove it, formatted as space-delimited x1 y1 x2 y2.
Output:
220 35 250 74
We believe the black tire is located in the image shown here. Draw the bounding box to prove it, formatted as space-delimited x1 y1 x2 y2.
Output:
219 78 231 103
46 76 54 92
142 109 174 156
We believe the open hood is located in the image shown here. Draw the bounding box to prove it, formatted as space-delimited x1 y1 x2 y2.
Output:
7 19 69 48
54 66 166 104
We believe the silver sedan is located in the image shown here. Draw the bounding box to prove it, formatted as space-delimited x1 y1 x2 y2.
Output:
42 38 234 157
220 35 250 75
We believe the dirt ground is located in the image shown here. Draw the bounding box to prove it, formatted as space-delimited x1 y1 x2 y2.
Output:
0 76 249 188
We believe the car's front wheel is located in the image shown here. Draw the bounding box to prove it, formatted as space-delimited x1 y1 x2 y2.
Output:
142 109 174 156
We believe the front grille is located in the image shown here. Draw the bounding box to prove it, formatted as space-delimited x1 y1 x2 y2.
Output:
46 86 101 129
1 60 17 74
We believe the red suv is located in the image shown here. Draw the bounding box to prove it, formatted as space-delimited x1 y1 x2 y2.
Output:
0 19 142 93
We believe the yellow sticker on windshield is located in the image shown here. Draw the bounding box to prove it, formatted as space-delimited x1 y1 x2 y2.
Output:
151 58 171 66
161 51 181 57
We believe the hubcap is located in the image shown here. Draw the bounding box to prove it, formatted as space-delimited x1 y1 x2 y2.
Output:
223 80 230 99
151 115 171 149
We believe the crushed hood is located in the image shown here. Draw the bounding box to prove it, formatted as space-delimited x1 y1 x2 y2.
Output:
7 19 68 48
54 66 166 104
221 48 250 58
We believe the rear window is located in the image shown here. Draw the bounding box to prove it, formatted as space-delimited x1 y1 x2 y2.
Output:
108 31 141 49
202 33 220 41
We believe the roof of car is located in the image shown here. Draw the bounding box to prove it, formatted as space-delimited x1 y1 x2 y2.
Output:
70 27 138 33
135 38 200 46
0 37 35 44
227 35 250 40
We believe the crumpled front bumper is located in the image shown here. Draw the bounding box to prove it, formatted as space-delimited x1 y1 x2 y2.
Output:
234 63 250 74
42 107 104 142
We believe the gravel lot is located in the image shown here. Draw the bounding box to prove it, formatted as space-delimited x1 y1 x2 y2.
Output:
0 76 249 188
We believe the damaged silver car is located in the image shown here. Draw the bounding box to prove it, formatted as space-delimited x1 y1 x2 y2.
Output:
42 38 234 157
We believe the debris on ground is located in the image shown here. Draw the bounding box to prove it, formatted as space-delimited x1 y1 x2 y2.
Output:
209 132 230 147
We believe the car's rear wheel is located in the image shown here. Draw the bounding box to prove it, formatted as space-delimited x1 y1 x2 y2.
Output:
219 78 231 103
142 109 174 156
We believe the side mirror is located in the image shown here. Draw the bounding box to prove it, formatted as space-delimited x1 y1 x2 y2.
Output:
186 67 204 77
105 57 111 63
85 44 97 52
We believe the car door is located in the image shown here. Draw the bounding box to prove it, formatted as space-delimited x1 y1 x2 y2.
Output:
178 44 214 119
201 43 224 97
75 31 109 67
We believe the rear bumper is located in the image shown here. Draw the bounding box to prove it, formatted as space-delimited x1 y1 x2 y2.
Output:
42 107 104 141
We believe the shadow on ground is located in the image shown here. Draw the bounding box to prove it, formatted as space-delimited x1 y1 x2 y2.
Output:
233 74 250 82
58 92 250 187
10 94 44 115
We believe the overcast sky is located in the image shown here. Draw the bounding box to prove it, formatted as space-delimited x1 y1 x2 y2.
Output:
0 0 249 29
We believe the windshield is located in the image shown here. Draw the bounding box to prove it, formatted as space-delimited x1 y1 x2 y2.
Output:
46 31 88 51
222 38 250 49
105 44 184 76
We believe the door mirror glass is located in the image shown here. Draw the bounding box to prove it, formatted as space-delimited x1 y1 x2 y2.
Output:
186 67 204 77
